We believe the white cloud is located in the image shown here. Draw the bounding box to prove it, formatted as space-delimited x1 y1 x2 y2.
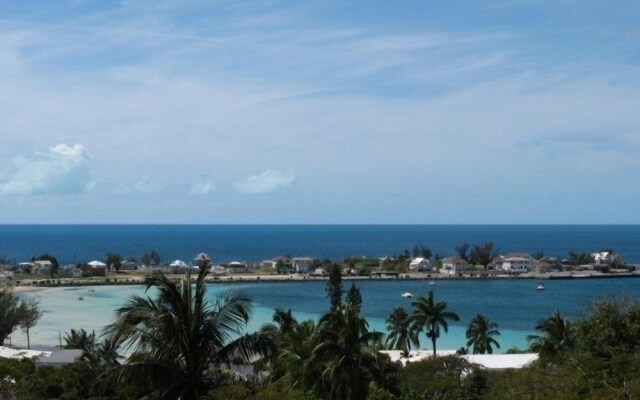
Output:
190 180 215 195
0 144 93 195
133 174 162 195
234 169 295 194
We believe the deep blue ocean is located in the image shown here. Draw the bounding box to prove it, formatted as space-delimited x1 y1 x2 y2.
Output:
0 224 638 264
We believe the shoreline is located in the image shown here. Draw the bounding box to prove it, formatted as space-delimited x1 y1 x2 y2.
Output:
9 270 640 289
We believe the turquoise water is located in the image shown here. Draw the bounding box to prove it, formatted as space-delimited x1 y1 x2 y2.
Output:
13 278 640 352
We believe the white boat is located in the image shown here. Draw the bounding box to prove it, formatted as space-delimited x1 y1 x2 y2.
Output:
401 292 413 298
428 281 436 286
536 283 545 291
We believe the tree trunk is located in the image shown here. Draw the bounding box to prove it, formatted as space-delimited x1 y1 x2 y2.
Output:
432 336 437 356
27 327 30 349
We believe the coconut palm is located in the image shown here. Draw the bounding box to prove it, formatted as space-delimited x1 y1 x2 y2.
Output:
269 319 319 389
465 314 501 354
527 310 576 357
410 289 460 356
63 328 96 351
271 308 298 334
104 266 271 400
311 304 386 400
385 307 418 357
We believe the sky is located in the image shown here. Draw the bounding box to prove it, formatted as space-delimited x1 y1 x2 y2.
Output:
0 0 639 224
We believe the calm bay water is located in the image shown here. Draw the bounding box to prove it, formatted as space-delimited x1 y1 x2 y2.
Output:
6 225 640 351
0 224 639 264
15 277 640 352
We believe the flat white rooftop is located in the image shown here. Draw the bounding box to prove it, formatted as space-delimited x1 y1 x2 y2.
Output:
380 350 538 369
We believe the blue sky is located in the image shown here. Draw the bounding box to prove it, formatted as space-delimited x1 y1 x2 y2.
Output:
0 0 638 223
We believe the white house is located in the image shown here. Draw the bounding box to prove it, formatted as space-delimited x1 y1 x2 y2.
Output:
226 261 250 273
33 260 53 275
409 257 432 272
590 251 613 265
261 259 278 269
310 268 326 277
501 253 533 273
292 257 315 273
441 257 468 276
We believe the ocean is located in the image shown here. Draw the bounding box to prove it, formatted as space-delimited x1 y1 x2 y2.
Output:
5 224 640 351
0 224 639 264
14 278 640 351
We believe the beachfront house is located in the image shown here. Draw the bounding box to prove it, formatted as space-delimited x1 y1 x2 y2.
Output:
441 256 468 276
310 268 326 277
488 256 504 270
409 257 432 272
261 259 278 269
120 260 138 271
590 251 612 265
210 265 226 275
33 260 53 275
292 257 315 273
501 253 533 273
533 257 561 274
226 261 250 274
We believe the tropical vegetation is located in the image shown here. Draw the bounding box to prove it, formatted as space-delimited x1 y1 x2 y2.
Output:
410 289 460 356
465 314 500 354
7 267 640 399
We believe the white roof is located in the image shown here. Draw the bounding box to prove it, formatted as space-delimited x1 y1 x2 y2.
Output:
87 260 106 267
410 257 427 265
0 346 51 360
464 353 538 369
380 350 538 369
194 253 211 261
228 261 245 266
170 260 188 267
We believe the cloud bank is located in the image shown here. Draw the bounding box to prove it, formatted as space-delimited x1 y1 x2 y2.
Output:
234 169 295 194
0 144 93 195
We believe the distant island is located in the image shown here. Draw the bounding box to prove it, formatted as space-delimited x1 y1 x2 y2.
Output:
2 242 638 289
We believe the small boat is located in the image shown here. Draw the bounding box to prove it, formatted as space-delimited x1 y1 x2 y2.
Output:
78 296 84 301
401 292 413 298
428 281 437 286
536 283 545 291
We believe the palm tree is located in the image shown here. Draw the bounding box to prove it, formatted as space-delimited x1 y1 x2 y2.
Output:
63 328 96 351
410 289 460 356
311 304 386 400
385 307 418 357
268 319 319 389
104 266 271 400
271 308 298 334
527 310 576 358
465 314 500 354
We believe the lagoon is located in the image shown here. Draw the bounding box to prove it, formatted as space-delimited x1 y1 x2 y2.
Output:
14 277 640 352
